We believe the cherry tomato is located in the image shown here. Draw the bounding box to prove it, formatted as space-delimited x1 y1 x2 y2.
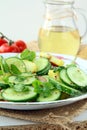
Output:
0 43 20 53
0 38 8 46
14 40 27 52
0 32 27 53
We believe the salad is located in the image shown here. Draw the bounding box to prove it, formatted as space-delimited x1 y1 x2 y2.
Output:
0 49 87 102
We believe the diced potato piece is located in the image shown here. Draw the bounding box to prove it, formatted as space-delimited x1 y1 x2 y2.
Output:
50 56 64 66
48 70 59 79
40 52 51 59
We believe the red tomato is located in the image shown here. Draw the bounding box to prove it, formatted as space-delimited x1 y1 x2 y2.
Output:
14 40 27 52
0 38 8 46
0 43 20 53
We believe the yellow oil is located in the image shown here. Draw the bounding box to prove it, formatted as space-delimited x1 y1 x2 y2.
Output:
38 26 80 56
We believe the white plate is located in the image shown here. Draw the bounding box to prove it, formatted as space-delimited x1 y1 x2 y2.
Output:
0 52 87 110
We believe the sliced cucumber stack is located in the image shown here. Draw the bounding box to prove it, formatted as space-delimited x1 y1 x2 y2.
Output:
59 82 82 96
60 69 76 86
49 77 82 96
34 57 51 75
60 68 79 90
1 87 37 102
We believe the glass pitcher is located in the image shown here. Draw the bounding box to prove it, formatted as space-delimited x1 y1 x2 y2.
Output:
38 0 87 56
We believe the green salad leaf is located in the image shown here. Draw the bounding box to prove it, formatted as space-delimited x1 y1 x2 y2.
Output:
33 79 54 97
10 64 21 75
20 49 36 61
0 56 10 73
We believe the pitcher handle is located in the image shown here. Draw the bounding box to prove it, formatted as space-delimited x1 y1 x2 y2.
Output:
73 8 87 41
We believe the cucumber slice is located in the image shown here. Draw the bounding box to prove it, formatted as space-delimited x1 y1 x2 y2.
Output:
60 69 77 88
23 77 36 85
59 82 82 96
19 72 36 77
34 57 49 72
6 57 26 73
8 76 36 85
8 76 17 83
23 60 37 73
67 66 87 87
37 89 61 102
49 77 82 96
2 87 37 102
37 62 51 75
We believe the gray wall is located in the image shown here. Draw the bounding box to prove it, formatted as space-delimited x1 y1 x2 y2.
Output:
0 0 87 43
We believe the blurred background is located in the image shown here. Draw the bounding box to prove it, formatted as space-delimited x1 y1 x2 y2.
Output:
0 0 87 43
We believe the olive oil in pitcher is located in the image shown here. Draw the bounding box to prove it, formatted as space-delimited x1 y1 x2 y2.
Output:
38 26 80 55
